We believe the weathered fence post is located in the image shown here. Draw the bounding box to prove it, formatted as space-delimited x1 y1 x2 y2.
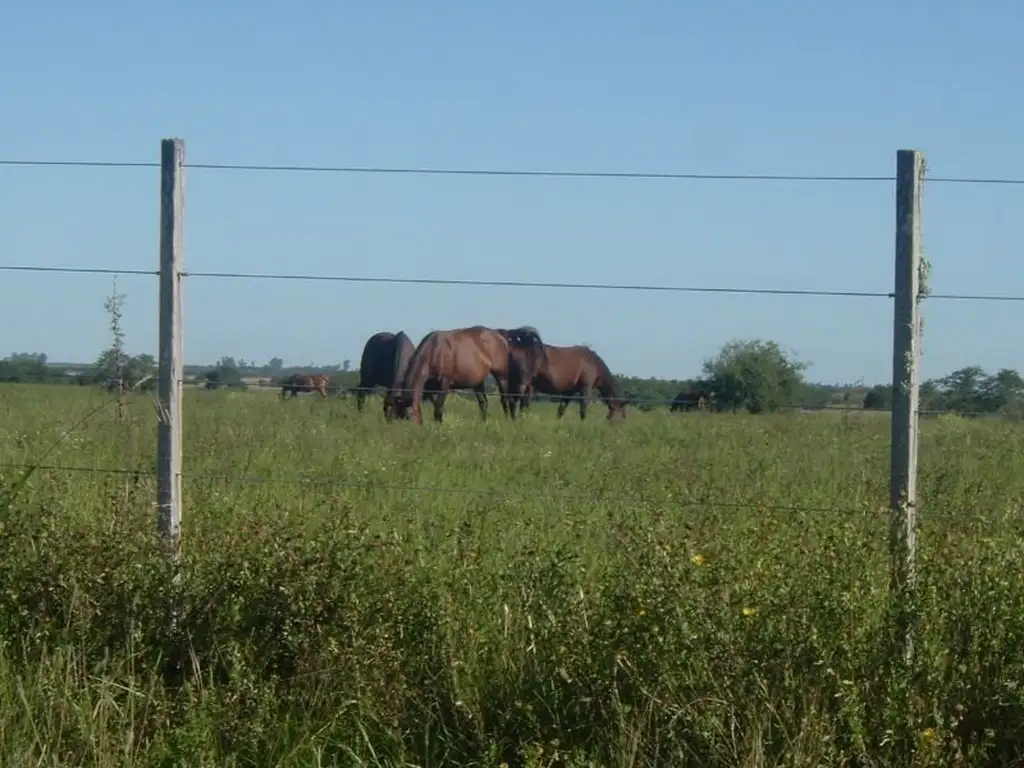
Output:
889 148 925 663
157 138 185 558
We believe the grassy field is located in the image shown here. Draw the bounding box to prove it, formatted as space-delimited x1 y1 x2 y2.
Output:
1 383 1024 766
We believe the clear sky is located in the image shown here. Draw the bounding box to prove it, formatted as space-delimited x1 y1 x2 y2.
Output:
2 1 1023 384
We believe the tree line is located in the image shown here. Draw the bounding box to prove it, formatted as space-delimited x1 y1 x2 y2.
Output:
3 339 1021 416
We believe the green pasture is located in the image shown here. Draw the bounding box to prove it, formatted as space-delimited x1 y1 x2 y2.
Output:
0 383 1022 767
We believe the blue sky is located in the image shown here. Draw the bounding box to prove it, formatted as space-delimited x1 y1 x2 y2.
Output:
2 1 1023 383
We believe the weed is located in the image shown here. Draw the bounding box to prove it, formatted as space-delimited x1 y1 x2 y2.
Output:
0 384 1023 766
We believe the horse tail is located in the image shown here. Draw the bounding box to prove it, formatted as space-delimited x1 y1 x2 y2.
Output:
358 335 377 390
590 350 624 405
391 331 413 401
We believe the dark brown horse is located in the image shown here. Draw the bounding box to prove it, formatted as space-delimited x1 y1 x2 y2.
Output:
391 325 545 424
499 325 546 418
670 390 711 412
280 373 330 399
526 344 626 421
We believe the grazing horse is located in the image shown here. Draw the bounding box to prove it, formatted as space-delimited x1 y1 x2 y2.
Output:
280 373 330 399
392 325 545 425
670 390 711 412
352 331 441 419
499 325 546 418
528 344 627 421
354 331 405 414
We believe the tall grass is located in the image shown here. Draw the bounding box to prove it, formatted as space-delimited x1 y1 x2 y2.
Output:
1 384 1023 766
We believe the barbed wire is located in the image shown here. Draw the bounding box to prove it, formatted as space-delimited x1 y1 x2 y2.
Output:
4 264 1024 303
249 382 1023 418
0 460 906 517
0 265 158 277
184 270 896 298
4 156 1024 185
1 461 1020 522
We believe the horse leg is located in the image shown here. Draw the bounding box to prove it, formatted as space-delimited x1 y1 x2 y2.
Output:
491 376 508 421
578 386 591 420
357 388 367 412
556 397 570 419
497 376 511 418
433 389 449 423
475 384 489 421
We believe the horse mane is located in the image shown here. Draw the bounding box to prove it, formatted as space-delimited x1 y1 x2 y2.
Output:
504 326 548 379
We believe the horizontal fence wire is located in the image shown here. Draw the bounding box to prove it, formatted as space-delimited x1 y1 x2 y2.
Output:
228 382 1020 418
0 460 908 516
74 381 1016 419
3 264 1024 302
4 156 1024 185
1 461 1018 522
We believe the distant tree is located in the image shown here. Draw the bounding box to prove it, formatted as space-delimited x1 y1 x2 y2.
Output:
935 365 987 414
978 368 1024 413
0 352 51 383
204 357 245 389
343 359 352 373
702 339 808 414
863 384 891 411
266 357 284 374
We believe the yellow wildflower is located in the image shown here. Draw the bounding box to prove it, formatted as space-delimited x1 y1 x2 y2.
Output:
920 727 937 741
742 606 757 617
690 553 706 566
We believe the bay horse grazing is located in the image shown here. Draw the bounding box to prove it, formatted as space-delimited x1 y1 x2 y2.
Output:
280 373 330 399
670 390 711 412
392 325 545 425
529 344 627 421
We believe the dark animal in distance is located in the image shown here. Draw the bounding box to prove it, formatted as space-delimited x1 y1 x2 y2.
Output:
670 390 712 412
391 325 546 425
280 373 330 399
520 343 627 421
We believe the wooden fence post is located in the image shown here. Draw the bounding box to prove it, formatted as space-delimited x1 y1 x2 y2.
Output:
157 138 185 558
889 148 925 663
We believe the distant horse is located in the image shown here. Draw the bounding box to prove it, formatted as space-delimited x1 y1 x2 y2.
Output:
392 325 546 424
527 344 626 421
280 373 330 399
670 390 711 412
499 325 547 418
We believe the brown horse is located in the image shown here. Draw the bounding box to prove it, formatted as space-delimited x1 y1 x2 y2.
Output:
280 372 330 399
525 344 626 421
391 325 545 424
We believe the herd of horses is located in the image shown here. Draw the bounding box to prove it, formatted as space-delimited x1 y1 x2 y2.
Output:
279 325 714 425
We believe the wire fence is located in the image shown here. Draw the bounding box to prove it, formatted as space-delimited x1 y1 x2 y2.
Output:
4 155 1024 185
1 146 1022 528
4 264 1024 303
